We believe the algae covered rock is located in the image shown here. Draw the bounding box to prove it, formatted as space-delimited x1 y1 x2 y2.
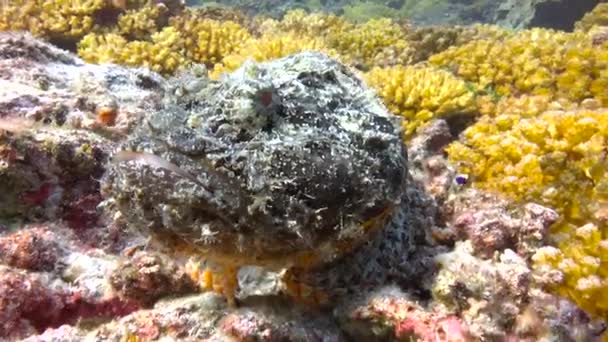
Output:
100 52 407 273
494 0 599 30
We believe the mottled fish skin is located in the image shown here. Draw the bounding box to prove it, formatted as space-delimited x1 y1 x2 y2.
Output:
101 52 407 273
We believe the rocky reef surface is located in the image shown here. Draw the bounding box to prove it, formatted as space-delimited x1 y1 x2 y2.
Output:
192 0 600 29
1 32 607 342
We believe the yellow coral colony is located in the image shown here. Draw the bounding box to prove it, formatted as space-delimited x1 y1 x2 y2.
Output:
78 7 251 75
117 4 165 40
326 18 409 70
211 33 334 78
433 24 608 316
575 3 608 32
0 0 106 40
365 65 476 139
429 28 608 106
446 106 608 316
168 10 251 66
211 10 347 77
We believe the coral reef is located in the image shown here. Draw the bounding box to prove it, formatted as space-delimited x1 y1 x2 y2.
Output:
109 251 197 306
168 11 251 65
533 222 608 317
78 8 251 75
365 65 476 139
432 241 605 340
336 286 470 341
446 107 608 222
327 18 408 70
4 5 608 340
445 189 558 259
0 32 165 230
576 3 608 32
445 104 608 317
211 32 335 78
117 4 168 40
79 27 189 74
0 0 106 44
431 28 608 106
0 226 65 272
0 0 183 50
258 8 349 38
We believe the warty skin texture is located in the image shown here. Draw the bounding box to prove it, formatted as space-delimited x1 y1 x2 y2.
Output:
100 52 408 275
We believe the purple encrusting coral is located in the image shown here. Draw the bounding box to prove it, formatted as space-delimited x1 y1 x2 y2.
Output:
0 32 606 342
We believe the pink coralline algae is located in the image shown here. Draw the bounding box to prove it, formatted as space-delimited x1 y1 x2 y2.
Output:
0 265 141 340
109 251 197 306
448 189 558 259
0 225 64 271
338 287 470 341
0 267 70 339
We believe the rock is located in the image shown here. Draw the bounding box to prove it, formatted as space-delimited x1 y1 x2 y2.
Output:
446 188 557 259
0 32 166 246
337 286 470 342
109 251 198 306
494 0 600 30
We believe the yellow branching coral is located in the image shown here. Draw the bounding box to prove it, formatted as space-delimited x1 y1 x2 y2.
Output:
211 33 335 79
429 28 608 105
326 18 408 70
447 106 608 316
447 108 608 210
533 223 608 317
454 23 513 45
78 27 188 74
169 13 251 66
0 0 39 33
78 32 128 64
365 65 476 138
400 26 461 64
258 9 349 39
0 0 105 40
477 94 578 117
575 3 608 32
117 4 166 40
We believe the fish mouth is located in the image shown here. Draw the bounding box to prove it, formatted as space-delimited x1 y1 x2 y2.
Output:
177 202 398 272
104 144 404 270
